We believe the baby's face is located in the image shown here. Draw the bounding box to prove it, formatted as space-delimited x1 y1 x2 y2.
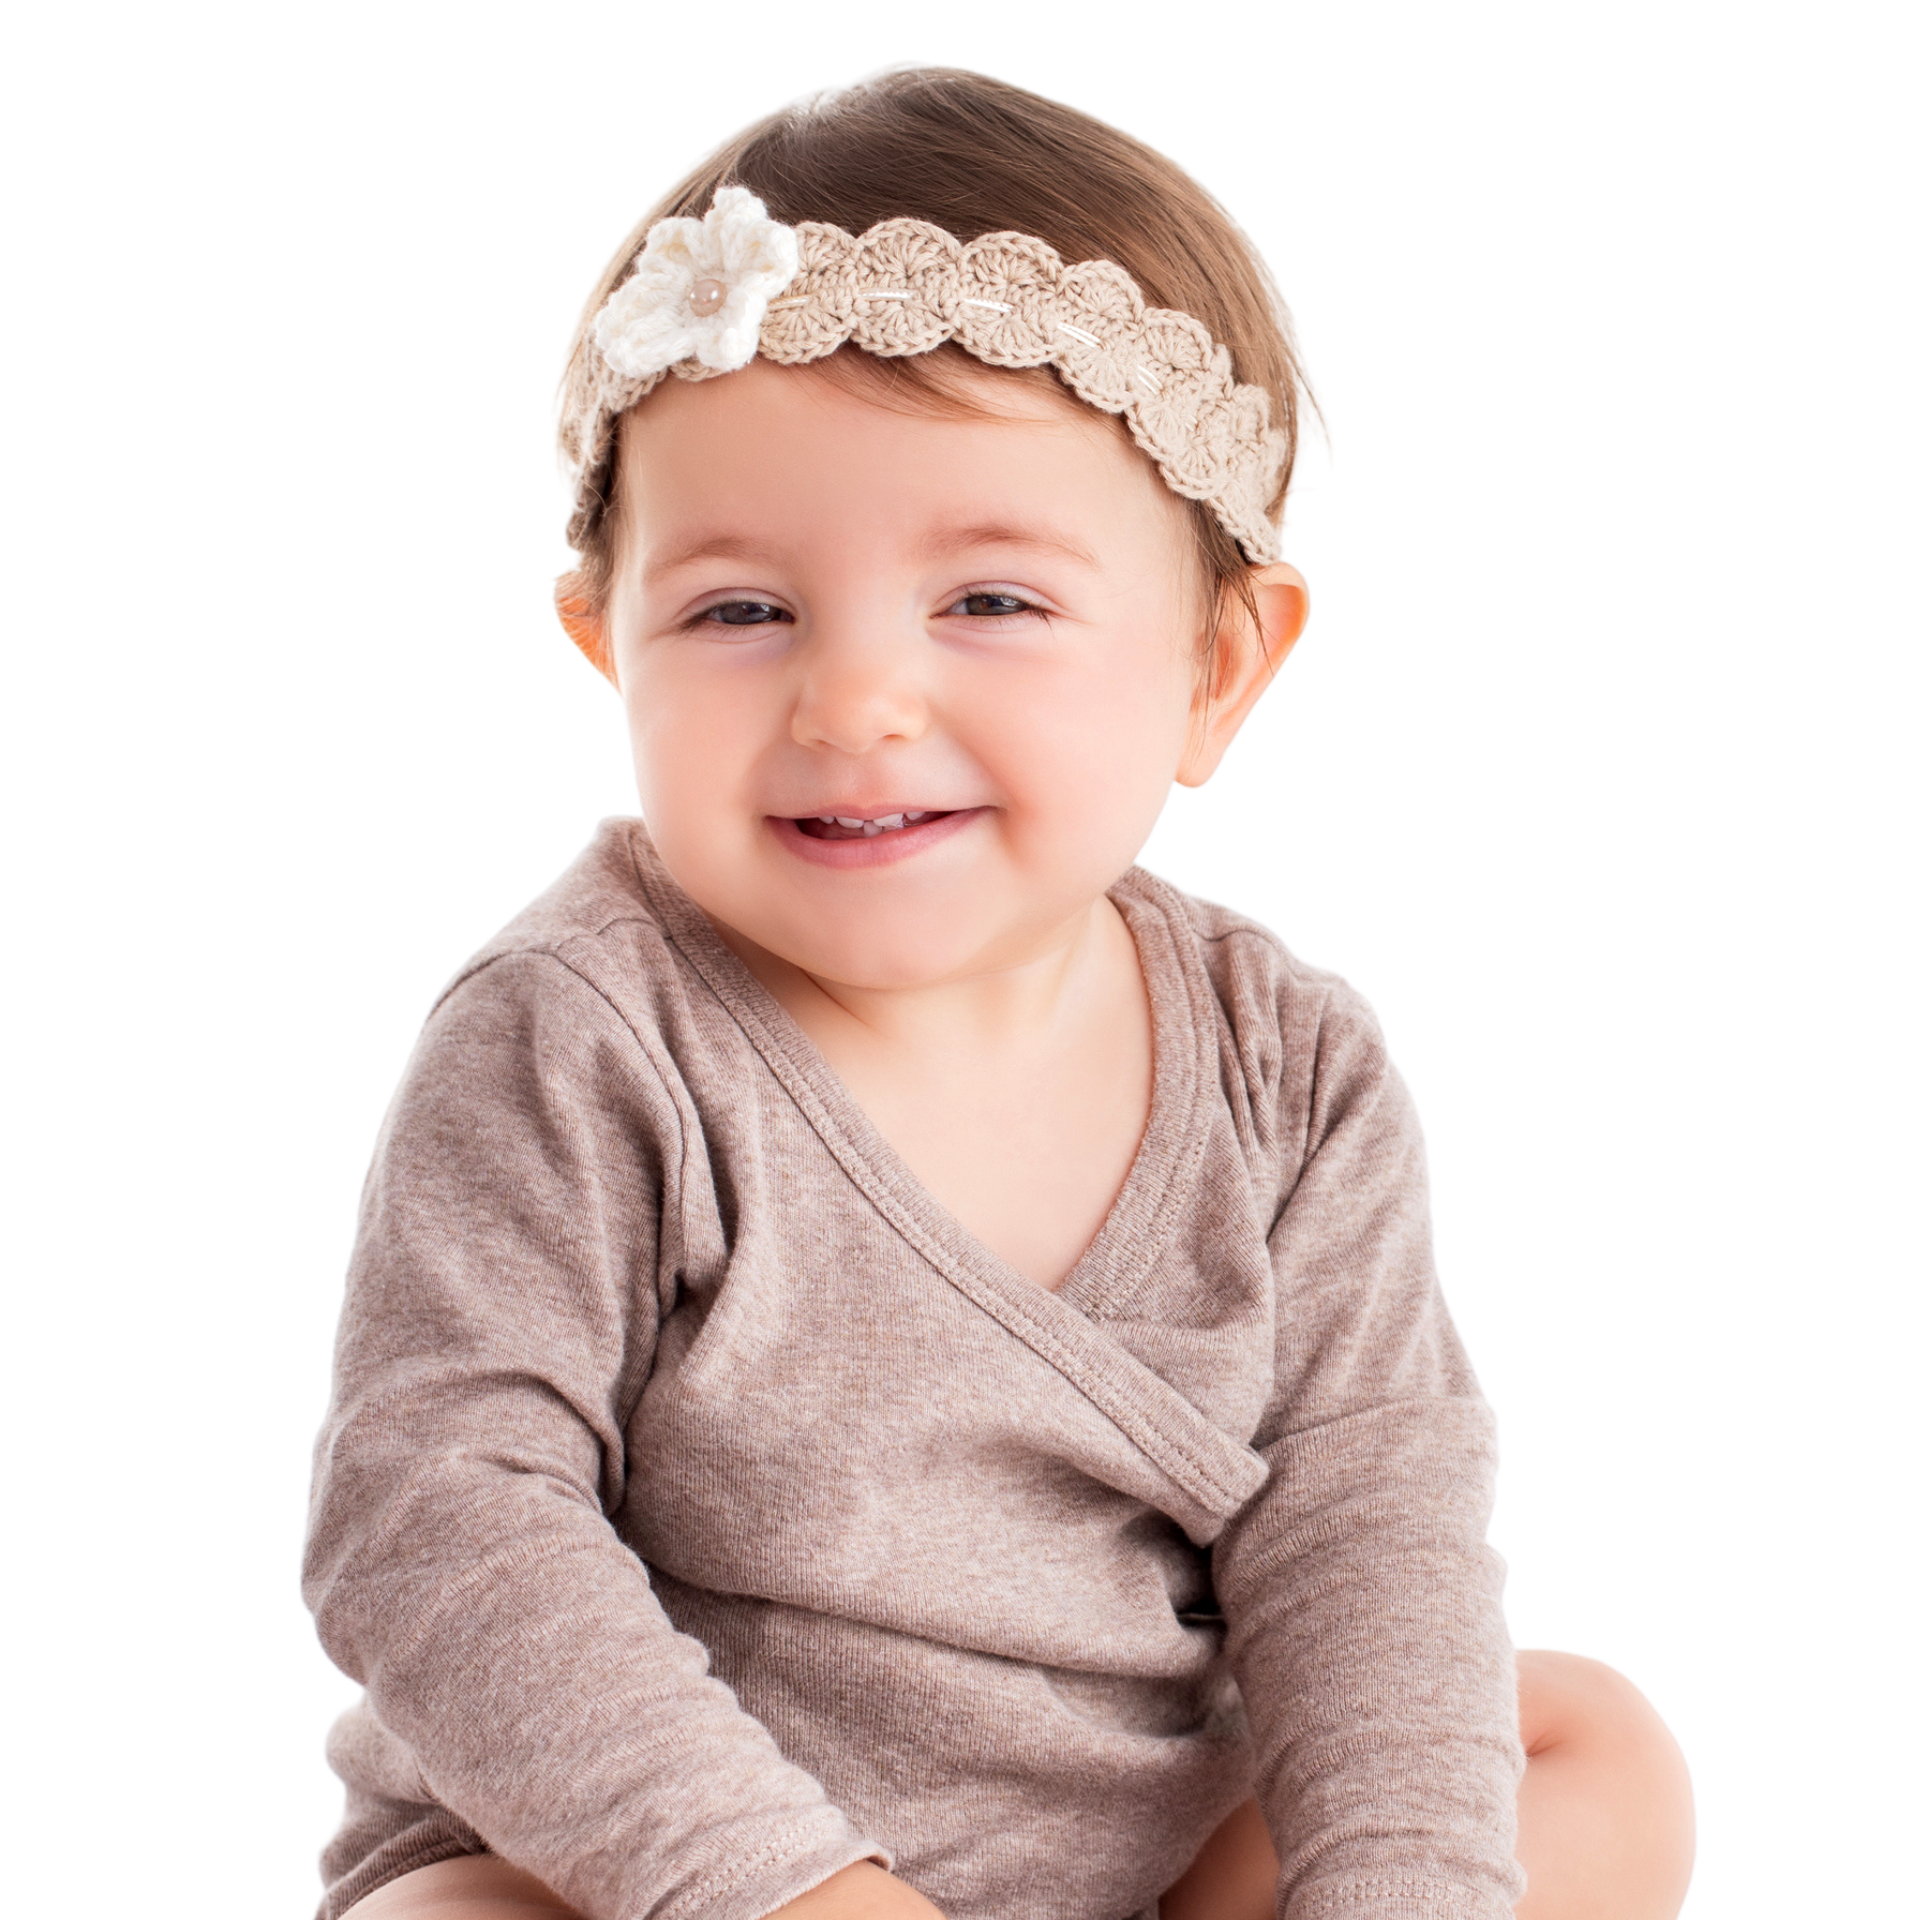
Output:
606 356 1222 991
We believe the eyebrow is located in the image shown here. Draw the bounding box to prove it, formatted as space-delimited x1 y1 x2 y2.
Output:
642 520 1100 584
641 534 779 585
919 522 1100 567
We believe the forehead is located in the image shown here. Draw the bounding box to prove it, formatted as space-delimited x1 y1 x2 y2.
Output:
614 355 1184 567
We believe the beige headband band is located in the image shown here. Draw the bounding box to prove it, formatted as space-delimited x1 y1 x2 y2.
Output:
562 188 1286 565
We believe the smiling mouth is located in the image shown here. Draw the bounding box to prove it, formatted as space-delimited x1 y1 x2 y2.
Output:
793 810 955 841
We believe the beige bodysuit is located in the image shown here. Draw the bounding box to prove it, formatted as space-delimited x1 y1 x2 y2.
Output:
305 820 1525 1920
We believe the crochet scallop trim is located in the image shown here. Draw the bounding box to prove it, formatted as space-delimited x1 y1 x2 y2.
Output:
563 205 1286 566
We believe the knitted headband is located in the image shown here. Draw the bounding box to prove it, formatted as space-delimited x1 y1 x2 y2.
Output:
562 187 1287 565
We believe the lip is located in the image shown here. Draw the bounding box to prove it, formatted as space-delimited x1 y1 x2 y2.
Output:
767 807 985 869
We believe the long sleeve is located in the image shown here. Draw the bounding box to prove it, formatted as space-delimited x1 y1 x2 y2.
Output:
302 951 880 1920
1211 991 1525 1920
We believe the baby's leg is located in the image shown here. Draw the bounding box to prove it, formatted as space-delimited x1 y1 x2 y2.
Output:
1514 1650 1693 1920
347 1856 583 1919
339 1655 1691 1920
345 1856 931 1919
1160 1650 1693 1920
1156 1795 1278 1920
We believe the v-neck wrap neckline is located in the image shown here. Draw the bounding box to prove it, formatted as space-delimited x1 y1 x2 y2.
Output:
623 822 1270 1530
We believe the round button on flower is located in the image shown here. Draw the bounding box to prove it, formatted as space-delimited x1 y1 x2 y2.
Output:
689 278 728 318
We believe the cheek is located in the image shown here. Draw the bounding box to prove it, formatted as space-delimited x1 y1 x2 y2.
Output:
963 624 1193 828
620 652 764 832
618 645 760 764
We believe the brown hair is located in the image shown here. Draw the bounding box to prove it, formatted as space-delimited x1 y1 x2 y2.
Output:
556 69 1310 670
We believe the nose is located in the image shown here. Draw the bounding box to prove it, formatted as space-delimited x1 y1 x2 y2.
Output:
789 623 930 755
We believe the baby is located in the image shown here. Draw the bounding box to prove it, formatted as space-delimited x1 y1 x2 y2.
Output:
305 69 1692 1920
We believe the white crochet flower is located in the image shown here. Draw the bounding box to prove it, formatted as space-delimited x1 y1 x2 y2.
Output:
593 187 801 381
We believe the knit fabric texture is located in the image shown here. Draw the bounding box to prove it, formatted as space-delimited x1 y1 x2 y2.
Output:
304 821 1525 1920
561 192 1289 567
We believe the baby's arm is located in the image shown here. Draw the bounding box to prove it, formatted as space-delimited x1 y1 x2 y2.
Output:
1211 992 1525 1919
304 952 884 1920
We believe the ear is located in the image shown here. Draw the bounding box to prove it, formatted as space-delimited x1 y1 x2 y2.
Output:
555 581 619 686
1176 563 1309 787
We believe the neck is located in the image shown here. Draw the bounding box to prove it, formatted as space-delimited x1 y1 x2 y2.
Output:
714 897 1131 1064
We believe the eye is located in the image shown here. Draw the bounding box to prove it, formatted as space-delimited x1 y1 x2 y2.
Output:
698 599 792 628
945 591 1038 619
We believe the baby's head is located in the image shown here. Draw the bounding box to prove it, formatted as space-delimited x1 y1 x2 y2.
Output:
555 70 1312 991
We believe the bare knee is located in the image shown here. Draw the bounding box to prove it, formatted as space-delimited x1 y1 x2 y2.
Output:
1514 1651 1694 1920
352 1855 585 1919
1517 1650 1680 1767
